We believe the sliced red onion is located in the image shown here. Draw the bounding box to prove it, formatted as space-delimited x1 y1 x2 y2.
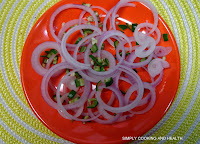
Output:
61 24 102 69
130 82 156 114
56 70 91 110
135 36 156 58
58 19 87 40
63 76 79 92
148 58 169 78
96 66 144 113
49 4 98 43
45 54 57 69
86 50 118 76
87 89 122 124
41 62 74 109
31 41 65 76
154 46 172 57
124 52 154 68
73 33 101 60
31 1 173 124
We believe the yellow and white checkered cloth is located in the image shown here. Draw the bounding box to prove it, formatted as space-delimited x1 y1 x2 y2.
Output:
0 0 199 143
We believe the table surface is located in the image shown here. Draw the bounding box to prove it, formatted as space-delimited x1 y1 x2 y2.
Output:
0 0 199 144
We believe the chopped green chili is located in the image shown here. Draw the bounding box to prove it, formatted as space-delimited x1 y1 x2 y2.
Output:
43 59 48 64
79 46 86 52
79 78 85 86
140 57 146 62
100 66 105 72
104 77 113 87
47 53 52 58
50 49 58 54
131 23 138 32
118 24 128 30
83 29 93 36
75 37 82 44
68 96 80 104
53 60 57 65
40 55 47 57
66 69 70 74
96 80 102 91
101 43 105 50
103 58 109 66
94 66 101 72
75 79 81 87
87 98 98 108
126 23 132 30
90 43 98 53
114 40 119 48
68 90 77 99
75 72 82 79
163 34 168 41
45 51 49 54
89 55 102 66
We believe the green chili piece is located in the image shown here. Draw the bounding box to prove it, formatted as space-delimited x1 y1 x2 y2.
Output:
131 23 138 32
50 49 58 54
94 66 100 72
53 60 57 65
101 43 105 50
79 46 86 52
68 90 77 99
118 24 128 30
140 57 146 62
66 69 70 74
90 43 98 53
126 23 132 30
47 53 52 58
100 67 105 72
75 79 81 87
104 77 113 87
75 37 82 44
163 34 169 41
89 55 103 66
75 72 82 79
96 80 102 91
79 78 85 86
68 97 80 104
40 55 47 57
114 40 119 48
87 98 98 108
43 59 48 64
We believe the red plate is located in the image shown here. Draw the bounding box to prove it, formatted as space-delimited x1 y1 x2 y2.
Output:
20 0 180 143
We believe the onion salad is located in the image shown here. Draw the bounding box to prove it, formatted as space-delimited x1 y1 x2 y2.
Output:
31 0 172 124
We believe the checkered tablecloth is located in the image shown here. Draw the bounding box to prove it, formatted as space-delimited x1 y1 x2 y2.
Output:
0 0 199 143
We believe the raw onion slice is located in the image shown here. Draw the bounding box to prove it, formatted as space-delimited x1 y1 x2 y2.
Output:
148 58 169 78
31 41 64 76
49 4 99 43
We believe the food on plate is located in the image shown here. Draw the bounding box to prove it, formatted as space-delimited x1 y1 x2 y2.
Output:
31 0 172 124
